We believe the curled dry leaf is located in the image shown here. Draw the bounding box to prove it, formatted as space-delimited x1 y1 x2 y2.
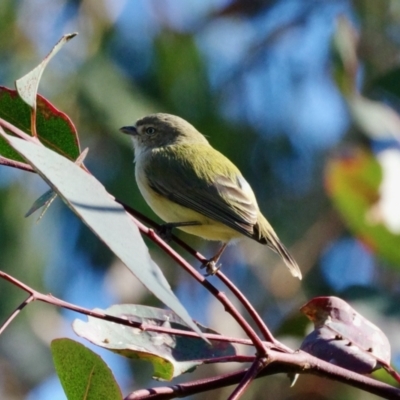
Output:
300 296 391 375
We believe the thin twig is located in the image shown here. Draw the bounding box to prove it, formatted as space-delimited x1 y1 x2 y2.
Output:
216 270 289 349
0 294 35 335
227 357 268 400
0 271 258 348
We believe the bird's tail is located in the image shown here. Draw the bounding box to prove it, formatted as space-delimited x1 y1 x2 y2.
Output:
255 214 302 280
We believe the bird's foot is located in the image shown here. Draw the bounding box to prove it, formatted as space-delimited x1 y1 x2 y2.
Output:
200 243 228 276
157 221 201 242
201 260 222 276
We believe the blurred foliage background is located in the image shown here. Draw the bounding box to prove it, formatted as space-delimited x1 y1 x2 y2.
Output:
1 0 400 399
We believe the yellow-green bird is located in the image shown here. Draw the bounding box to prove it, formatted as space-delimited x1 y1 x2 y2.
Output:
120 113 301 279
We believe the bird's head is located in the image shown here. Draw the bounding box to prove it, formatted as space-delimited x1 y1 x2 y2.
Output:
120 113 208 151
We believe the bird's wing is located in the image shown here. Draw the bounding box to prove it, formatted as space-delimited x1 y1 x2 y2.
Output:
145 145 259 237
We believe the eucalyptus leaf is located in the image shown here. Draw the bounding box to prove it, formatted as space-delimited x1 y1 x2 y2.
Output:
73 304 236 380
51 338 122 400
0 131 201 337
0 86 80 162
15 33 77 110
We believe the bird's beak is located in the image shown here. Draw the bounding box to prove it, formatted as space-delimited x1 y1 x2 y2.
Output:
120 126 138 136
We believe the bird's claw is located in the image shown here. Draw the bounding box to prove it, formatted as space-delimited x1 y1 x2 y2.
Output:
201 260 221 276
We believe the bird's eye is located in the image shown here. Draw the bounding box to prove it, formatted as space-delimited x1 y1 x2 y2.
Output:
145 127 155 135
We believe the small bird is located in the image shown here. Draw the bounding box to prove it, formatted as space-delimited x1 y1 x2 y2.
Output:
120 113 301 279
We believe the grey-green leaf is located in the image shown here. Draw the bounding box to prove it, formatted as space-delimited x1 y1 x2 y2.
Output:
73 304 236 380
0 131 201 337
15 33 77 110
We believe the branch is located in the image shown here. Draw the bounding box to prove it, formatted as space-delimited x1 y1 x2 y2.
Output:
124 351 400 400
0 294 35 335
215 270 286 348
227 357 269 400
0 270 260 348
1 121 399 399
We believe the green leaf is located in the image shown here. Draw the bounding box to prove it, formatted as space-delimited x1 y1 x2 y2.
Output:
0 131 202 337
51 338 122 400
325 148 400 267
0 86 80 161
15 33 77 110
73 304 236 381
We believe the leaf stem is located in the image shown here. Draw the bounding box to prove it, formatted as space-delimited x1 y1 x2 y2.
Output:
0 156 34 172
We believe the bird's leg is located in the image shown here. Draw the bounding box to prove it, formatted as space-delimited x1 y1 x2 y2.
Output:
157 221 201 242
202 243 228 276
